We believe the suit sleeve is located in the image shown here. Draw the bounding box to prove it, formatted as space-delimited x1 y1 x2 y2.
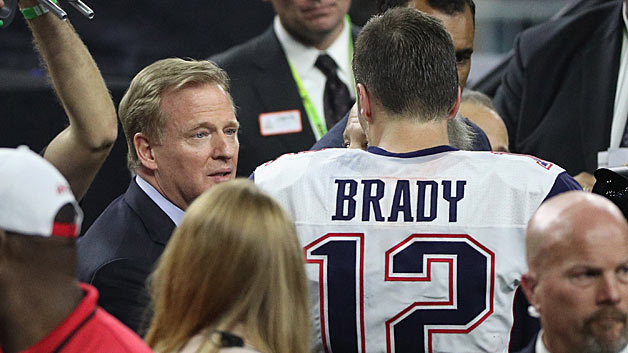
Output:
310 112 350 150
90 258 154 335
509 286 540 352
493 35 526 153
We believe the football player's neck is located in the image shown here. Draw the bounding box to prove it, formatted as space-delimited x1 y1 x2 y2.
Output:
370 117 449 153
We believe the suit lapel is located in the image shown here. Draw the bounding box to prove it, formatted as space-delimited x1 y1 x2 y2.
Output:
579 1 623 172
124 179 176 246
249 24 361 151
250 26 317 150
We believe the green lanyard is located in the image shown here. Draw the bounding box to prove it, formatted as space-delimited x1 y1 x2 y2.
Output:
288 15 355 140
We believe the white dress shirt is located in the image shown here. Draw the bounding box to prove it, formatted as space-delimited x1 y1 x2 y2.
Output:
135 175 184 226
274 15 355 139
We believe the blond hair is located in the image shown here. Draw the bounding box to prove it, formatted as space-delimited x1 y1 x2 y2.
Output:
145 179 310 353
119 58 232 171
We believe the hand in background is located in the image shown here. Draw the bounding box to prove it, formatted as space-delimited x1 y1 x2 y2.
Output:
574 171 596 192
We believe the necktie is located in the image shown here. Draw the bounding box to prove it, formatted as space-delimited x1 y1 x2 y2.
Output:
314 54 354 129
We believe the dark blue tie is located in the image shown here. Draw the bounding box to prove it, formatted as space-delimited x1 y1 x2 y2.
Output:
315 54 354 129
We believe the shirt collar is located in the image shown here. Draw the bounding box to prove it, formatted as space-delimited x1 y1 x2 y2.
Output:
274 15 351 78
135 175 185 226
536 331 551 353
367 145 459 158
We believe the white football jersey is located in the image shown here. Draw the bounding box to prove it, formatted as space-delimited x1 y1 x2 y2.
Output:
254 146 579 353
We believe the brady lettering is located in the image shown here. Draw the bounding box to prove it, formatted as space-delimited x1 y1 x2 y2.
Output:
332 178 466 223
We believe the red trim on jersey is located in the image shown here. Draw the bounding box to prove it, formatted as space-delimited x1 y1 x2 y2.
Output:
358 234 366 353
304 233 366 353
491 151 554 170
384 234 496 353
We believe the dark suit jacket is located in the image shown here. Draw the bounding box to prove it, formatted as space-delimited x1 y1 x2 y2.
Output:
311 113 493 151
77 178 176 333
494 0 624 176
211 24 361 177
512 334 537 353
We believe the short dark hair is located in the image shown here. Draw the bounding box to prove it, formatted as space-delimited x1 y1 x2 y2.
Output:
377 0 476 22
353 7 458 120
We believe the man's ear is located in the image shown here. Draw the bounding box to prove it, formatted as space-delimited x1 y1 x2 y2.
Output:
520 273 540 313
448 86 462 121
133 133 158 171
357 83 373 124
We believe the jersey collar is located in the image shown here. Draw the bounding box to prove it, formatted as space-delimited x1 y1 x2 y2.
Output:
366 145 458 158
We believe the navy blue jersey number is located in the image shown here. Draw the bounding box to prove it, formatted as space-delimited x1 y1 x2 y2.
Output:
305 233 495 353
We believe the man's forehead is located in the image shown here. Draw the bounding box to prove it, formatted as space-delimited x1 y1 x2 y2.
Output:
410 1 474 44
541 224 628 268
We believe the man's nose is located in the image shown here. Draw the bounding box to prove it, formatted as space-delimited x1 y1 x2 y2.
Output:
211 133 237 160
597 273 623 305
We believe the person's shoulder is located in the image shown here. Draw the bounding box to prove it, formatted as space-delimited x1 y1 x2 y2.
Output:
80 184 141 238
84 307 153 352
77 181 156 280
210 25 275 68
350 23 361 38
253 148 356 183
458 151 568 178
516 0 620 55
258 148 354 168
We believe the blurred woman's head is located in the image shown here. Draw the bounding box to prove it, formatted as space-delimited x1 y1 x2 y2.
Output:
146 179 310 353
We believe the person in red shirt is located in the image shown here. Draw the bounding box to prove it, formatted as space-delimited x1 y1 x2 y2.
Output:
0 147 152 353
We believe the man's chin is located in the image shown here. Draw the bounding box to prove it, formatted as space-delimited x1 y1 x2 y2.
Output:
584 314 628 353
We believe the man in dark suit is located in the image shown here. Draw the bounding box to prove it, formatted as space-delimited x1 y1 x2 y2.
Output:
518 192 628 353
311 0 493 151
493 0 627 191
77 58 239 333
211 0 357 176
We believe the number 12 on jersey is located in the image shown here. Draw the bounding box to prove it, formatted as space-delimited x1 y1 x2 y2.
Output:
304 233 496 353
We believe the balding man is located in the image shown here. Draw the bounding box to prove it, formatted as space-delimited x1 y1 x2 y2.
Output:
520 192 628 353
460 89 509 152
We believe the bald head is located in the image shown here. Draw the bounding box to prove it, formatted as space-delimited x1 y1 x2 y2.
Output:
526 192 628 273
460 90 509 152
522 192 628 353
